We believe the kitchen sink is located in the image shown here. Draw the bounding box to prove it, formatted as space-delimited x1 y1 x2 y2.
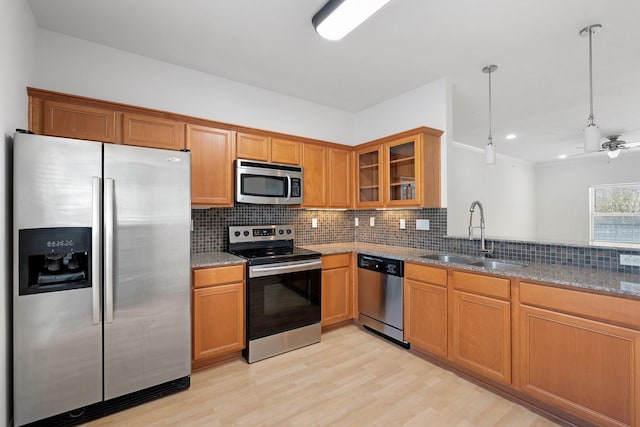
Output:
470 260 527 270
420 254 477 264
420 253 527 270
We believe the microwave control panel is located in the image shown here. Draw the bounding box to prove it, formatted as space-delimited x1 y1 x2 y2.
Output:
290 178 301 197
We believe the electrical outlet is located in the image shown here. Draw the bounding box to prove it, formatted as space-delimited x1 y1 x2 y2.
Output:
369 217 375 227
355 217 359 227
620 254 640 266
416 219 430 230
312 218 318 228
400 219 406 229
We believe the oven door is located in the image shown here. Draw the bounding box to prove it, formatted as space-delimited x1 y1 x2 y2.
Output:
247 259 321 341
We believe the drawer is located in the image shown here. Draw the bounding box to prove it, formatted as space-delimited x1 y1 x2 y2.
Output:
322 253 351 270
193 264 245 288
405 262 447 287
452 270 510 300
520 281 640 330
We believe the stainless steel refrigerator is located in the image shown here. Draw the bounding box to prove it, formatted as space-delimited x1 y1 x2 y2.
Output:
13 132 191 426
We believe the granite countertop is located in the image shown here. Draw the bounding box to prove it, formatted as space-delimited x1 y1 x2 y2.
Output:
191 252 246 269
301 243 640 300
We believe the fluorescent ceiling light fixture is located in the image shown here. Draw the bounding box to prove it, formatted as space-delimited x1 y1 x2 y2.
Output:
558 154 568 159
505 134 517 140
312 0 392 41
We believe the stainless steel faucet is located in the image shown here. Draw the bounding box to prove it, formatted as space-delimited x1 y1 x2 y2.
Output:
469 200 494 257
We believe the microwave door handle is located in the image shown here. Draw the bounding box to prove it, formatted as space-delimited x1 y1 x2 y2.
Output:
285 174 291 201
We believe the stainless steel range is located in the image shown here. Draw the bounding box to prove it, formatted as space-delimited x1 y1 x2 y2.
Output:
228 225 322 363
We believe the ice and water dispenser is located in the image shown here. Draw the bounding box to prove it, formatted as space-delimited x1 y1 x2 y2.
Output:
19 227 92 295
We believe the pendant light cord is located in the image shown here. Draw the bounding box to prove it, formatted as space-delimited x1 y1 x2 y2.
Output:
488 69 493 141
588 28 595 124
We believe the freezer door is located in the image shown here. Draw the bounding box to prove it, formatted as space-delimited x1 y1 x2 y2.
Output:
103 144 191 399
13 133 103 426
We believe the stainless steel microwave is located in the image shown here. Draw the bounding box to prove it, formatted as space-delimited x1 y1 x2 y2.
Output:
235 159 303 205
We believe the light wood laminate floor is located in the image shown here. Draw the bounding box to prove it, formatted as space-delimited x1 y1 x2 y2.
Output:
85 325 558 426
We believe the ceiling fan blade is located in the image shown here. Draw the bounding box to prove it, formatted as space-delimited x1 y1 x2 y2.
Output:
622 141 640 148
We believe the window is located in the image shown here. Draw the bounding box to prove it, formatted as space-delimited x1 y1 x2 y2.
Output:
590 182 640 246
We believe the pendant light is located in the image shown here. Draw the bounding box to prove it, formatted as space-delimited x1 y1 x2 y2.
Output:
580 24 602 152
483 65 498 165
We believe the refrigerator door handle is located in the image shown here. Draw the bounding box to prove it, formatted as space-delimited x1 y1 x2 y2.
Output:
105 177 115 323
92 176 102 325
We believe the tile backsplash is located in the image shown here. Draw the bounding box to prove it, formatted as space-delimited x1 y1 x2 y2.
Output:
192 205 639 274
191 205 353 253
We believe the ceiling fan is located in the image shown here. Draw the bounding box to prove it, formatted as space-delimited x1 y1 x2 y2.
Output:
598 135 640 158
572 135 640 159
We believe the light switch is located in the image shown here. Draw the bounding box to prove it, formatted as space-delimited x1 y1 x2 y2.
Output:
369 217 375 227
416 219 430 230
400 219 406 229
312 218 318 228
355 217 359 227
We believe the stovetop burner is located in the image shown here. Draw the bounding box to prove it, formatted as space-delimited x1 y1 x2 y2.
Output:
228 225 321 266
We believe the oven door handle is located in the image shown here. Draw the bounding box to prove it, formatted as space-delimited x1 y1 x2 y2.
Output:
249 260 322 278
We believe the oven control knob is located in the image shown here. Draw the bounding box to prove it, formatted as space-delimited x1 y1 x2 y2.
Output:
243 231 250 237
234 231 241 237
279 229 284 235
286 229 292 234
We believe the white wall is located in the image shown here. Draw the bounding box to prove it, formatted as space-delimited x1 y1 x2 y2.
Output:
352 78 451 205
1 2 38 425
34 30 354 145
535 153 640 243
447 142 537 240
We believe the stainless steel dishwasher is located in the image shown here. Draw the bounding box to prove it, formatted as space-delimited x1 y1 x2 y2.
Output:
357 254 408 347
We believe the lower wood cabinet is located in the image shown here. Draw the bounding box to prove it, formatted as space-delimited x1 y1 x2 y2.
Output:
404 263 448 357
449 271 511 384
192 264 245 363
519 282 640 427
321 253 353 327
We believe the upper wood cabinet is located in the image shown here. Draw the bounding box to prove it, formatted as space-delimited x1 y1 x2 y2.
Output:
187 124 235 206
355 144 383 208
271 137 301 165
384 129 441 208
41 99 118 143
236 132 301 165
236 132 270 161
122 113 185 150
302 144 352 208
301 144 328 208
355 127 442 208
327 148 352 208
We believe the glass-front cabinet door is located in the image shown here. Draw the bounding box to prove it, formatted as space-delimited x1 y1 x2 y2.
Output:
356 145 384 207
385 137 420 206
